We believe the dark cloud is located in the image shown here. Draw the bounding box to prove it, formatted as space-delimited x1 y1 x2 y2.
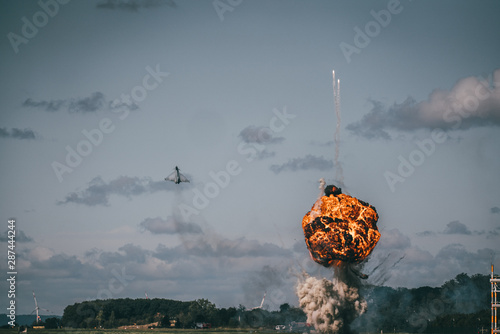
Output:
0 127 37 140
417 221 494 237
270 154 333 174
109 99 139 111
366 228 497 288
348 69 500 139
416 230 436 237
22 98 65 112
155 236 291 260
68 92 106 113
96 244 149 266
23 92 130 114
239 125 284 144
96 0 176 11
255 149 276 160
0 229 33 242
443 220 472 235
140 216 202 235
58 175 185 206
491 206 500 214
16 232 294 313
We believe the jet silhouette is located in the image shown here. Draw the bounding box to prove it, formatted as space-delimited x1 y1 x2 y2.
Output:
165 166 190 184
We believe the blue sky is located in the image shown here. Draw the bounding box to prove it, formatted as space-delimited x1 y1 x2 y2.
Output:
1 0 499 316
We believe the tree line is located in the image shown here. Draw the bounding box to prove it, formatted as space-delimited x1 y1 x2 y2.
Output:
353 273 491 333
57 272 491 331
61 298 306 329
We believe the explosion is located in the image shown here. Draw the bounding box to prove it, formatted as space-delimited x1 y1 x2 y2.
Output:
297 184 381 334
302 184 380 268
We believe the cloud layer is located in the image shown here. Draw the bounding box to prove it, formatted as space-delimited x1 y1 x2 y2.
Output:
270 155 333 174
8 231 296 314
139 216 202 235
348 69 500 139
416 220 499 238
96 0 177 11
58 175 185 206
0 127 38 140
0 229 33 242
239 125 284 145
23 92 138 113
365 228 495 288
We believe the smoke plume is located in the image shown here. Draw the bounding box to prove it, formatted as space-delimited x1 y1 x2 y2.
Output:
296 270 367 334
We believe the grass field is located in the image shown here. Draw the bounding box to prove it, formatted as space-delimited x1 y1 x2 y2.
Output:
0 329 424 334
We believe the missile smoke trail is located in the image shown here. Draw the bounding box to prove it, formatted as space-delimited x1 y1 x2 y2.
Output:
333 71 344 189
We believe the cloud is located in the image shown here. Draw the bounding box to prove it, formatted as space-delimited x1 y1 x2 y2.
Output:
416 230 435 237
491 206 500 214
366 228 497 288
348 69 500 139
68 92 106 113
443 220 472 235
155 234 292 261
12 230 296 314
23 92 137 114
270 154 333 174
0 229 33 242
139 216 202 235
58 175 186 206
96 0 177 11
0 127 38 140
94 243 149 266
416 220 497 237
22 98 65 112
239 125 285 144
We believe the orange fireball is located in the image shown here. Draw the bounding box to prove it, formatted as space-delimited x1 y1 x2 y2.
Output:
302 185 380 267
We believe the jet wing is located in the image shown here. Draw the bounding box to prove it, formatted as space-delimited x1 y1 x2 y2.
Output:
178 173 190 183
165 171 177 182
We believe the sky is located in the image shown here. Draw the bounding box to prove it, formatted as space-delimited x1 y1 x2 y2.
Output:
1 0 499 317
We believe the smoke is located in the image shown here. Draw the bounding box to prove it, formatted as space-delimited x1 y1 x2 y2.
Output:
333 71 344 189
309 178 326 221
296 269 367 334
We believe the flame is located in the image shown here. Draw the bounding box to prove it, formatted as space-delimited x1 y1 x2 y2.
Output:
302 185 380 267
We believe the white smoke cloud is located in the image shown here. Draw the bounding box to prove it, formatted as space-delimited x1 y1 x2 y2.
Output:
296 273 366 334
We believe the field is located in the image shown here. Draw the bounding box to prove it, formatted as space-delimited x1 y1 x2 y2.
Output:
0 329 429 334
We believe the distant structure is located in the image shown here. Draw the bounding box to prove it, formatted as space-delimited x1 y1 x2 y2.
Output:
32 291 49 326
492 264 500 334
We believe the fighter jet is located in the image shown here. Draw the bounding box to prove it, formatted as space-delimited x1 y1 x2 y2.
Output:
165 166 190 184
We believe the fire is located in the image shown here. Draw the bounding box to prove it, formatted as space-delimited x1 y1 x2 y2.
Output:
302 185 380 267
